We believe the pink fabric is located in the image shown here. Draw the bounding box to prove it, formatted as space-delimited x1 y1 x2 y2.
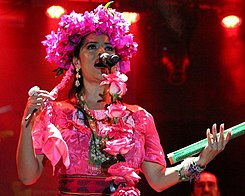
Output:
32 100 166 176
42 123 70 172
143 113 166 165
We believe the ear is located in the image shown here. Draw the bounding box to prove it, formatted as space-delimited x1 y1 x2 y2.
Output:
72 57 81 69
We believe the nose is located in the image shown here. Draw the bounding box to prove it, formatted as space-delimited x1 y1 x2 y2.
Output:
203 184 210 192
97 45 105 56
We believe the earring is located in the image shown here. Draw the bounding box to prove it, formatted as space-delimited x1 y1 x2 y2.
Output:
75 68 81 87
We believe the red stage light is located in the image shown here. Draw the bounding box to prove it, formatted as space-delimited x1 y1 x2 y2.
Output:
46 5 65 19
221 15 242 28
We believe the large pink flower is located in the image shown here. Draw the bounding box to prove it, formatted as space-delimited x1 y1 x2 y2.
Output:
101 72 128 82
111 186 140 196
104 137 134 155
109 81 127 97
100 72 128 98
105 103 127 119
106 162 140 186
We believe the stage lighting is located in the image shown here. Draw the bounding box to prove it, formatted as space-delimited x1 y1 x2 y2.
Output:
122 12 140 24
46 5 65 19
221 15 242 28
219 4 243 29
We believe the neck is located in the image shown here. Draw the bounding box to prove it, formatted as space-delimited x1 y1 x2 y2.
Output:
81 81 111 110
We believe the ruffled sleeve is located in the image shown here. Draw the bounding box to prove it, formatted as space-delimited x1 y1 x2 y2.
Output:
32 102 70 172
143 112 166 168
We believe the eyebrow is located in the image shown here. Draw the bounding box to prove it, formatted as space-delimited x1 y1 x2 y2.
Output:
85 41 112 45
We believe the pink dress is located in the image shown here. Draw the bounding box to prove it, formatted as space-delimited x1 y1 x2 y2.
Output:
32 100 166 195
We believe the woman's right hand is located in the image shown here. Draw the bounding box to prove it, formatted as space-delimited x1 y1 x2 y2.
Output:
22 86 55 126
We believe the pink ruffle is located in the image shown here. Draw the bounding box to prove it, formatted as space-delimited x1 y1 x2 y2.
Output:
42 123 70 172
32 102 74 173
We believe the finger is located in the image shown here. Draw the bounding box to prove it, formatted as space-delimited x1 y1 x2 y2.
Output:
29 101 41 107
219 123 225 143
37 92 55 100
33 91 54 97
206 128 212 146
225 130 231 145
29 93 54 102
29 88 55 99
217 123 225 149
36 97 47 107
24 102 41 118
29 97 43 103
36 89 52 95
212 123 218 142
28 96 46 109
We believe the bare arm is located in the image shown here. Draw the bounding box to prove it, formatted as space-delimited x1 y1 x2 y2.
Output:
141 123 231 192
16 122 44 185
16 88 54 185
142 161 180 192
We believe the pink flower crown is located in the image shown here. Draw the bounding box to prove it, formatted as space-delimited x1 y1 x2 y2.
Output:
42 3 138 74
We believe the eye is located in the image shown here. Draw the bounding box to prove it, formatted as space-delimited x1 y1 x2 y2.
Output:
207 182 215 188
105 45 114 52
198 183 205 188
87 43 97 50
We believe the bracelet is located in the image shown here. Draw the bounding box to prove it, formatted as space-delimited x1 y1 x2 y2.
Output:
176 158 206 182
188 161 206 182
176 165 190 181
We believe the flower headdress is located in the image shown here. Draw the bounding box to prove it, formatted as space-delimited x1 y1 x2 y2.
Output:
42 1 138 75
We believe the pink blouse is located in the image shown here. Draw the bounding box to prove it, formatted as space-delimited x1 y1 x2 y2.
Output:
32 100 166 176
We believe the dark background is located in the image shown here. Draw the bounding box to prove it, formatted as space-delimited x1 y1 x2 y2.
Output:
0 0 244 195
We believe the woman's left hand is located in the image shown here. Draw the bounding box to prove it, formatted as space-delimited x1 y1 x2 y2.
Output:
196 123 231 167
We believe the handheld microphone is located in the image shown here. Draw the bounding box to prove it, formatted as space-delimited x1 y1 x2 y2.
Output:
95 53 120 68
25 86 40 127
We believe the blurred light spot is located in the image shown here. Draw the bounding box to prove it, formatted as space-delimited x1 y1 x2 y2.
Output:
221 15 242 28
122 12 140 24
46 5 65 19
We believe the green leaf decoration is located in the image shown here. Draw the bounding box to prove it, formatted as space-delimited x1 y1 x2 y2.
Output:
52 67 65 76
113 117 119 124
104 1 114 9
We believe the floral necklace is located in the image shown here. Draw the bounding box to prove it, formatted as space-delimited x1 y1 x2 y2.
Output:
77 71 141 195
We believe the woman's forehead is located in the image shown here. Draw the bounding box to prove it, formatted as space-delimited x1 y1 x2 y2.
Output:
85 33 110 43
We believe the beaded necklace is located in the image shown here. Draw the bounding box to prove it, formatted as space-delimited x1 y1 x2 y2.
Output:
76 94 111 124
75 93 115 173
